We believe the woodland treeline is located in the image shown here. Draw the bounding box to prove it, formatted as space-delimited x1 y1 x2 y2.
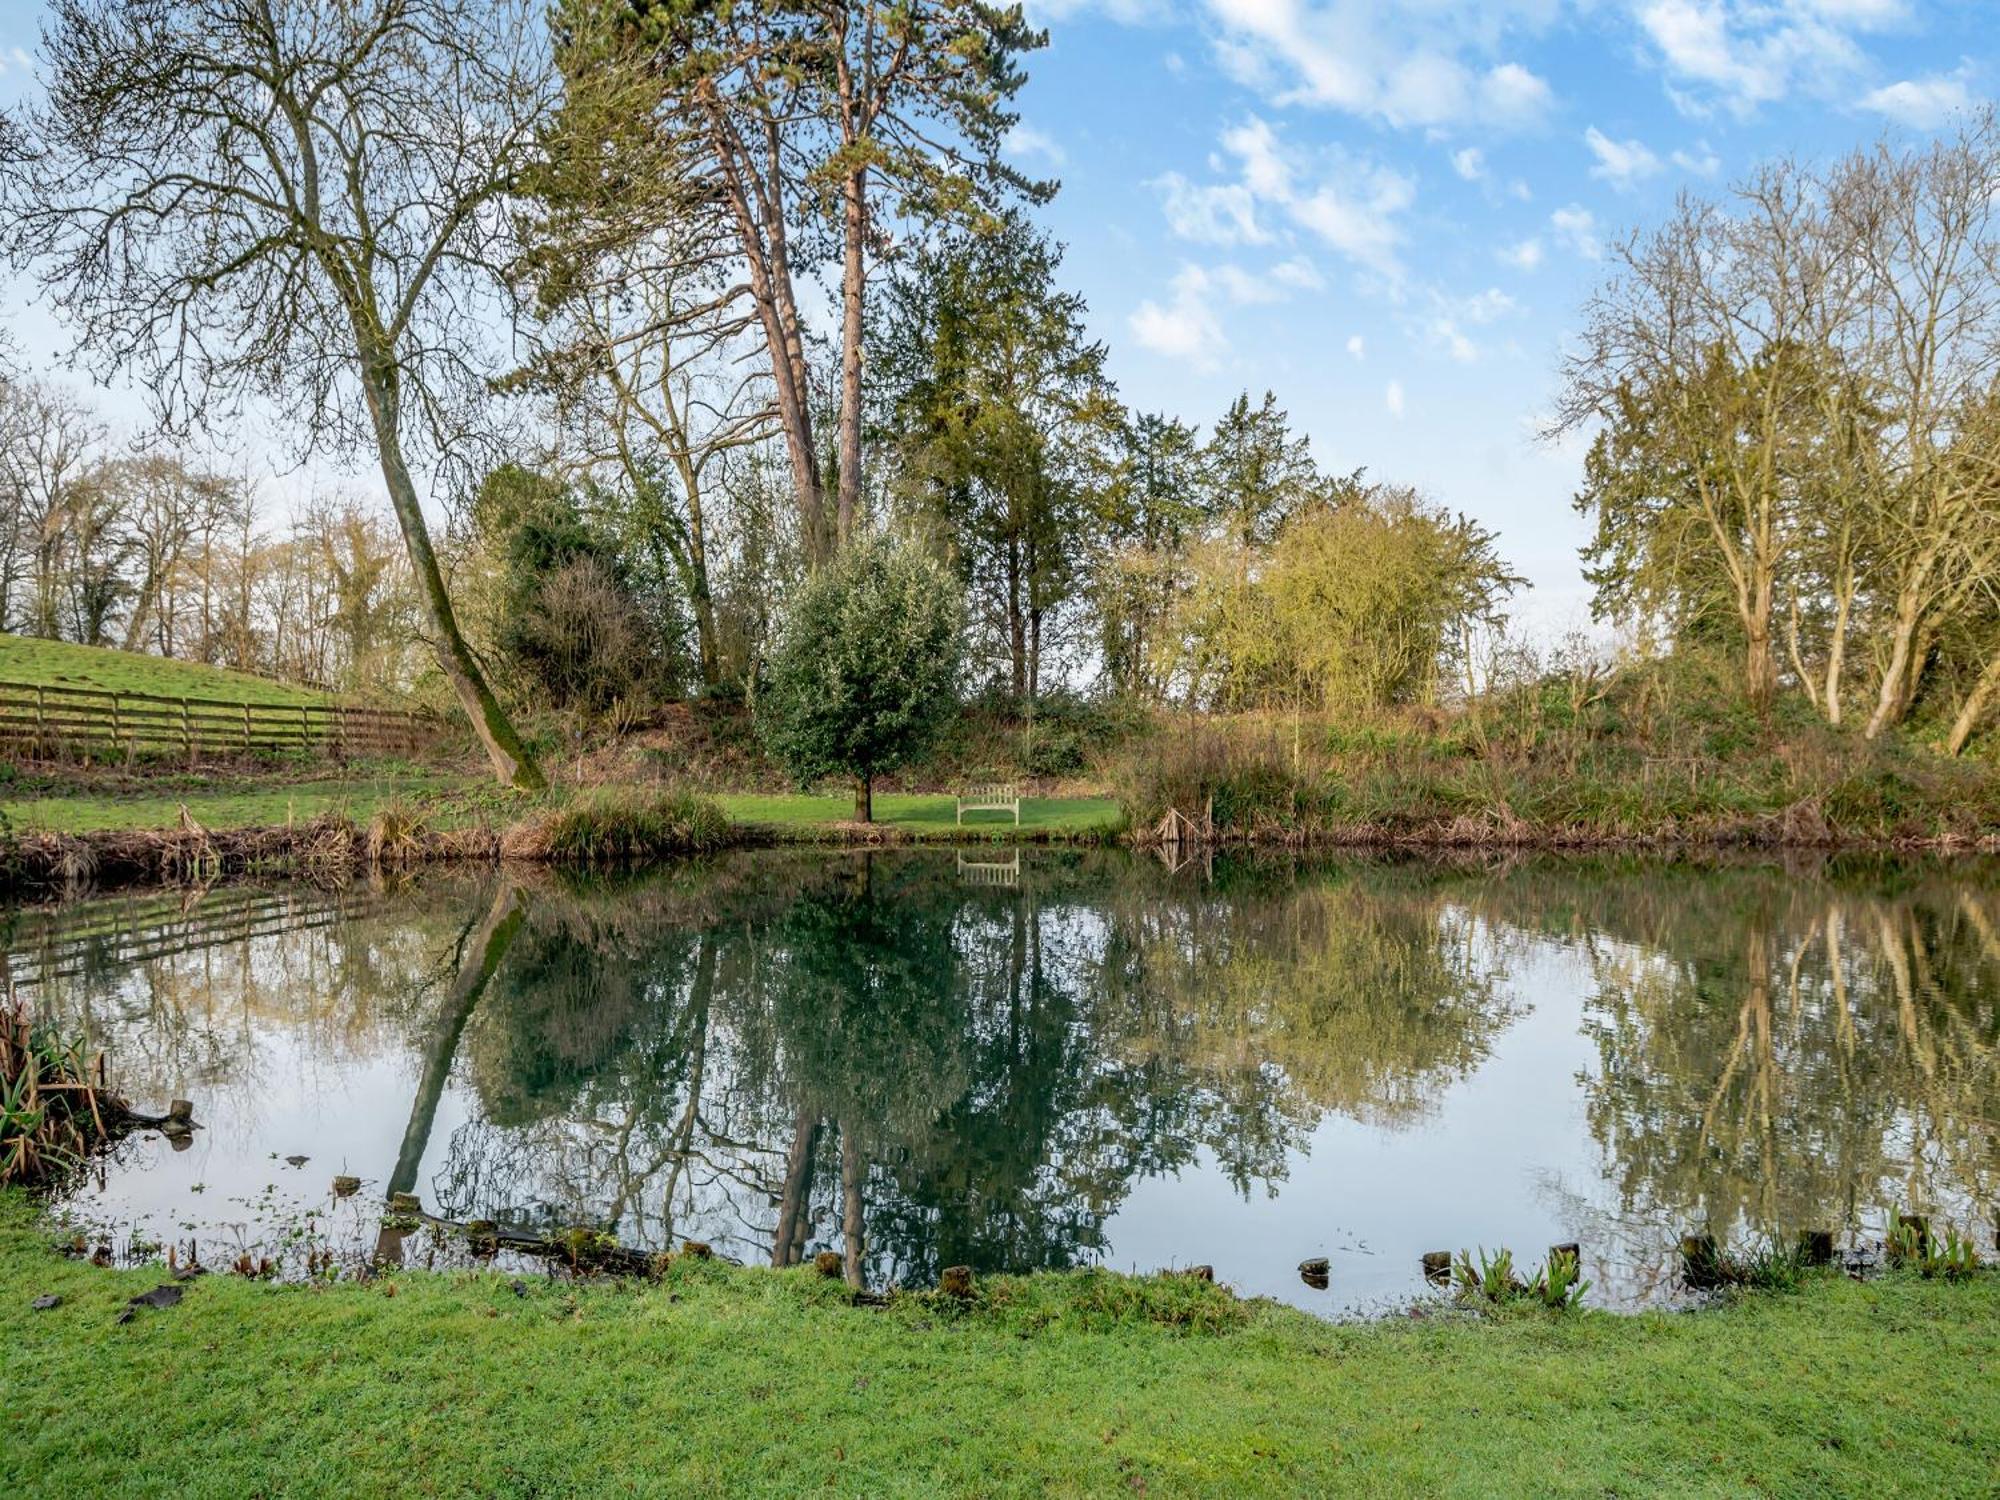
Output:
0 386 422 690
1 0 1997 784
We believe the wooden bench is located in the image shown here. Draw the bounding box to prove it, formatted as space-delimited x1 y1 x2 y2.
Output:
955 782 1021 826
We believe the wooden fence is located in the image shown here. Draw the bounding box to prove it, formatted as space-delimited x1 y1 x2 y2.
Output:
0 678 435 763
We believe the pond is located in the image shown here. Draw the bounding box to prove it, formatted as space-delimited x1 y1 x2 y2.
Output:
10 849 1997 1315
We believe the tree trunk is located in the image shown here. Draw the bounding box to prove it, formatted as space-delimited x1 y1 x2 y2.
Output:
1824 584 1852 727
1866 587 1926 739
837 163 867 552
355 353 543 789
853 773 872 824
1745 616 1775 715
701 97 830 568
1946 648 2000 756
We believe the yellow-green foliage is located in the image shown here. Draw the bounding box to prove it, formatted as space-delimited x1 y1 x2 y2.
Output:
1159 488 1519 713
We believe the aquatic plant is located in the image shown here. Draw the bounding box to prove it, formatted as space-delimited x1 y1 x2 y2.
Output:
1889 1214 1984 1282
1531 1246 1591 1311
0 1000 106 1186
1452 1246 1590 1313
1734 1237 1814 1294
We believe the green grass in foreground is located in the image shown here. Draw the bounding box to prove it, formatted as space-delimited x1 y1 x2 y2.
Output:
718 791 1124 837
0 632 331 706
2 1196 1994 1497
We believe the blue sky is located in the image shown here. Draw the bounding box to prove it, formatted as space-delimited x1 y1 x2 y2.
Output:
1 0 1993 635
1004 0 1993 632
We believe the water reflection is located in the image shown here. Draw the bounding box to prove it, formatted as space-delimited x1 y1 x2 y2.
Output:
9 851 1996 1312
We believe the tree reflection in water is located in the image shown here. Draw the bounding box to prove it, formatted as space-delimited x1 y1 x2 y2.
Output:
13 850 1998 1304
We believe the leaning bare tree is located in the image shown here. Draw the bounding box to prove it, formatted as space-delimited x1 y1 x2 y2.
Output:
0 0 550 787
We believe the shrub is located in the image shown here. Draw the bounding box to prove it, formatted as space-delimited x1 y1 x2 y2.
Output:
504 556 654 714
513 788 731 865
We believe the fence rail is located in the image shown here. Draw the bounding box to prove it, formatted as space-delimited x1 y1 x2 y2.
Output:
0 677 434 762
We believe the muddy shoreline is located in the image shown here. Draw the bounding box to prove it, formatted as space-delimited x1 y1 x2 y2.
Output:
1 807 1995 901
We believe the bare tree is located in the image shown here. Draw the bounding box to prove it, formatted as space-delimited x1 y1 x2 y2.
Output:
0 0 551 786
0 378 105 638
1829 122 2000 739
516 205 775 691
1557 166 1859 713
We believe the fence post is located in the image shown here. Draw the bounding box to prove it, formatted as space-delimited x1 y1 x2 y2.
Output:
181 697 192 763
33 685 44 757
242 701 252 751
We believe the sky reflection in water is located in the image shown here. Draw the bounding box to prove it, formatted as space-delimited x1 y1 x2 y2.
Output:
11 848 1996 1314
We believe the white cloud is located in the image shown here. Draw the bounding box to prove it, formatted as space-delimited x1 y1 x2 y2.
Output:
1452 147 1487 181
1420 287 1519 363
1634 0 1897 117
1269 256 1326 291
1550 204 1602 260
1158 115 1416 276
1459 287 1518 323
1201 0 1558 131
1584 126 1662 188
1004 124 1067 168
1212 256 1325 304
1130 254 1323 366
1220 116 1295 200
1289 164 1416 275
1672 141 1722 175
1386 379 1406 417
1346 334 1366 359
1155 173 1270 246
1130 266 1227 366
1549 209 1601 264
1499 237 1545 270
1862 74 1978 129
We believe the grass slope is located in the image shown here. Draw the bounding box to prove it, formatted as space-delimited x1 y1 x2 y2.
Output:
0 633 331 706
2 1196 1994 1497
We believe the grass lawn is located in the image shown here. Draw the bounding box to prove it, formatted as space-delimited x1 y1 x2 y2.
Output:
1 782 1121 841
0 774 454 834
1 1194 1994 1497
0 632 334 706
718 791 1125 838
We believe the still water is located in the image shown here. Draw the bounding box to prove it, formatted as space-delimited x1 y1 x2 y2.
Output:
10 849 1997 1314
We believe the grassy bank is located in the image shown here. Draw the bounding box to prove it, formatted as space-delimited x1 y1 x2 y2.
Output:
0 771 452 835
0 775 1121 843
717 791 1124 838
1108 705 2000 849
0 783 1125 897
2 1194 1994 1496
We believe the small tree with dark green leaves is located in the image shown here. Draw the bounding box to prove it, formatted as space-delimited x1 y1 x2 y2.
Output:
757 536 963 822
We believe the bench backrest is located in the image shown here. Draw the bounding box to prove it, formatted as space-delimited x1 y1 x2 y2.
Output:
959 784 1018 806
